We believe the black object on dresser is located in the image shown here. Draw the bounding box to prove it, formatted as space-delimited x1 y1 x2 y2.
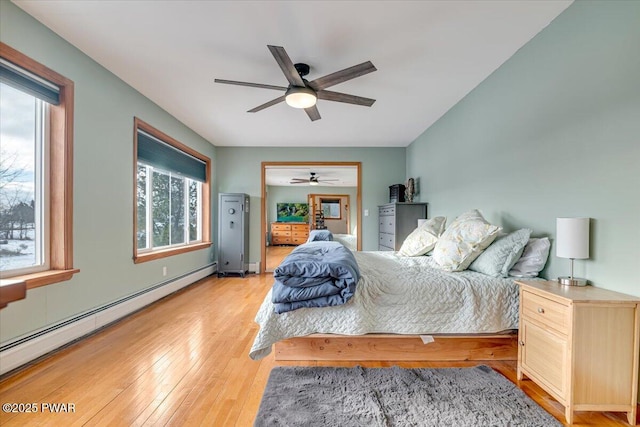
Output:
378 203 428 251
389 184 406 203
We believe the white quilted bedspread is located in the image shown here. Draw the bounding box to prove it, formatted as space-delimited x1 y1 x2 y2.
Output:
249 251 519 360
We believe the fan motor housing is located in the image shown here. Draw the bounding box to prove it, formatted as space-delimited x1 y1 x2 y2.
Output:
294 63 310 77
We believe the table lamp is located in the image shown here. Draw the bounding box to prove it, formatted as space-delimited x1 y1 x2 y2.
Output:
556 217 590 286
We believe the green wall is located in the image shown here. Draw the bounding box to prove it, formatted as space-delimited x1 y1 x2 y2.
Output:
406 1 640 297
0 1 217 342
217 147 406 260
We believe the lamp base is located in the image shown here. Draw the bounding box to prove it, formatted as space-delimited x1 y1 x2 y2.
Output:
557 276 588 286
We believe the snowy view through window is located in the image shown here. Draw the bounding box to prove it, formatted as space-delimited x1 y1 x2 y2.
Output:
0 82 42 273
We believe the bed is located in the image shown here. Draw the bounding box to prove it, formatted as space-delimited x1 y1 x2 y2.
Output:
332 233 357 251
250 250 519 361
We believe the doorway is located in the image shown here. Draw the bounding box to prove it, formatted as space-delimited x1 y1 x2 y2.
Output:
261 162 361 273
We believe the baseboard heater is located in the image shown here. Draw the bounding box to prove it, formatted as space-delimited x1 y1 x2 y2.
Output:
0 263 216 376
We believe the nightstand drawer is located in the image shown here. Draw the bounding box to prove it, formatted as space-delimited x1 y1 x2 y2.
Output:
522 291 569 335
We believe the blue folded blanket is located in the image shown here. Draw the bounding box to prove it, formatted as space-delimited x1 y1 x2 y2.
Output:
307 229 333 242
272 241 360 314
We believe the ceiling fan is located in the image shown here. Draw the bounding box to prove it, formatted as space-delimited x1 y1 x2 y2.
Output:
290 172 338 186
215 45 377 121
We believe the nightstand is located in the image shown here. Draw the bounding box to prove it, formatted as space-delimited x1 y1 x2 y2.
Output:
516 280 640 425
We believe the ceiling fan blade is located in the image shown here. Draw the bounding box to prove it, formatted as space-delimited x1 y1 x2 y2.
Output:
304 105 321 121
214 79 287 91
317 179 339 181
247 95 286 113
317 90 376 107
308 61 377 91
289 181 307 184
267 45 305 87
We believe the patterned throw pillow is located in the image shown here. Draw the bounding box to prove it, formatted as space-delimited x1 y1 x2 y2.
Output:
398 216 446 257
468 228 532 277
433 210 501 272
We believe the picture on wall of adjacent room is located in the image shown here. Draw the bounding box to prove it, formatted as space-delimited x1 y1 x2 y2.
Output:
276 203 309 222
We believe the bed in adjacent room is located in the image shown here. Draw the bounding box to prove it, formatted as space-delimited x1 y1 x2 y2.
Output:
332 233 357 251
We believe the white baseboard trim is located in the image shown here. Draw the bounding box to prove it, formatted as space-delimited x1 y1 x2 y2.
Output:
248 261 261 273
0 263 215 376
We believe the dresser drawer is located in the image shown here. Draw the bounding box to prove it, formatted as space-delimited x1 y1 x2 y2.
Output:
272 236 290 245
291 236 307 245
379 206 395 216
522 291 570 334
292 231 308 238
379 233 394 249
379 217 395 234
290 224 308 232
271 230 291 237
272 223 291 232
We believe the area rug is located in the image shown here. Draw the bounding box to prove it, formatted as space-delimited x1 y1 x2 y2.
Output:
254 365 561 427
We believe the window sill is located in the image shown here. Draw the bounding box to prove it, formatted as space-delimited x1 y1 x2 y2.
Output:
0 279 27 309
133 242 212 264
2 268 80 291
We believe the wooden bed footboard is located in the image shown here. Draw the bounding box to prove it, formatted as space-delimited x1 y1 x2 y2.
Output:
274 332 518 361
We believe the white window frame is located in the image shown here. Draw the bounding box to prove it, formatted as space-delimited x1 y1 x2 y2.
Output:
2 99 51 277
136 164 203 254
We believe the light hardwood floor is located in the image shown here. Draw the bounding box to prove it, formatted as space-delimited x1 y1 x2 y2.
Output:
0 273 636 426
265 245 294 272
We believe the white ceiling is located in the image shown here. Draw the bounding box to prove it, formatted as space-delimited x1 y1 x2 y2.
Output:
14 0 572 148
265 166 358 187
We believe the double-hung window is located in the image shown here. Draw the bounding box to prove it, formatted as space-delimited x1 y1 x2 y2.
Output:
133 118 211 263
0 42 77 288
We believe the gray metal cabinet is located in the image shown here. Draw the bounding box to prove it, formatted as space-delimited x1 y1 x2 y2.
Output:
218 193 250 277
378 203 428 251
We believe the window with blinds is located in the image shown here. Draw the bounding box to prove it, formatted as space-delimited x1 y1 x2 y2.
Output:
133 117 211 262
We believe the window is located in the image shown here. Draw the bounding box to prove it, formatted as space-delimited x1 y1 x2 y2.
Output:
320 198 342 219
0 42 77 289
133 118 210 263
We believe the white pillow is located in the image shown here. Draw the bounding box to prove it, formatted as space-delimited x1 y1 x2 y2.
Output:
433 210 501 272
398 216 446 257
468 228 532 277
509 237 551 277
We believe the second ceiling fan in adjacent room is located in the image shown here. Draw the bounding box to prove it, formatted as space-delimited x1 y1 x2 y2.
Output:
290 172 338 186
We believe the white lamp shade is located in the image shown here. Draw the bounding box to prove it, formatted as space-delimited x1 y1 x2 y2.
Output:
556 217 590 259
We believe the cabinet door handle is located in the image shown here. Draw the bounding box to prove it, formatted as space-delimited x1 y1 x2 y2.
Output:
537 307 545 314
519 341 525 346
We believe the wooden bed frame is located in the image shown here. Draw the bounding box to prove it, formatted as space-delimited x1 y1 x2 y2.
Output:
274 332 518 361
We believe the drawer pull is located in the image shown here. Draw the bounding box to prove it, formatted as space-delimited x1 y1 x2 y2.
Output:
537 307 545 314
519 341 525 346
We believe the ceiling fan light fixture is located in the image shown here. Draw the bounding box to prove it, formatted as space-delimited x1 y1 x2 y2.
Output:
309 180 319 186
285 86 317 109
